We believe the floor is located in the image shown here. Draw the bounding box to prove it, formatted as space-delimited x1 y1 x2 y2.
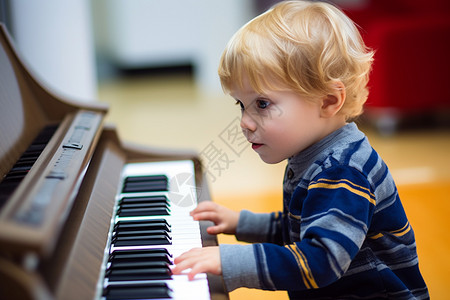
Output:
97 72 450 300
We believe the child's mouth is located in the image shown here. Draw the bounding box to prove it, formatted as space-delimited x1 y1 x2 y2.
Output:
252 143 263 150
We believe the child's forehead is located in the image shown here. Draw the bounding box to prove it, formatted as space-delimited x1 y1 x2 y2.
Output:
229 69 284 92
229 75 260 99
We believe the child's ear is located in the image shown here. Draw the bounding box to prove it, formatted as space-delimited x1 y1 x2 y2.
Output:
320 81 346 118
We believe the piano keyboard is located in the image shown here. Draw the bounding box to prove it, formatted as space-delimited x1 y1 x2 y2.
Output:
0 124 57 211
98 160 211 300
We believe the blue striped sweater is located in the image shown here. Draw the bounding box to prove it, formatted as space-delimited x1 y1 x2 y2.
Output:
219 122 429 299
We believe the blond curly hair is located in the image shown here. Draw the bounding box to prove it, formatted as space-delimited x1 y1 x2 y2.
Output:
218 0 374 120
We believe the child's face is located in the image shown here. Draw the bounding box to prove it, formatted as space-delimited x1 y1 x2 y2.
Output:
230 77 329 164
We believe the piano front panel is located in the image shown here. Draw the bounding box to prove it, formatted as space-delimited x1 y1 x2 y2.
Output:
51 130 127 299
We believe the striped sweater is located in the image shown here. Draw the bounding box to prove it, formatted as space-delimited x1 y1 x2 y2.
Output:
219 122 429 299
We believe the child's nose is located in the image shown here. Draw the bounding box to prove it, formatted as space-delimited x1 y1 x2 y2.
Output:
240 110 257 132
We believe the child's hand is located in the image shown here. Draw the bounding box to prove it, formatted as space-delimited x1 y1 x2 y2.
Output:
191 202 239 235
172 246 221 280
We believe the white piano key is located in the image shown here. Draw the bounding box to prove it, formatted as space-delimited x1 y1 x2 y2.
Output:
105 274 210 300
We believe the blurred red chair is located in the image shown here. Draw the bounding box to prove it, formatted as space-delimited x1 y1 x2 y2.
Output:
342 0 450 133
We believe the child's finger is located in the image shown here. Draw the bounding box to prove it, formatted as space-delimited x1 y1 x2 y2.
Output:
174 248 201 263
190 201 218 215
206 225 223 235
187 261 208 280
172 255 198 275
171 259 190 275
191 211 219 223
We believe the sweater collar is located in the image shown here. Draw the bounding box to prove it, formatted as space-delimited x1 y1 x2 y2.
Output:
287 122 364 168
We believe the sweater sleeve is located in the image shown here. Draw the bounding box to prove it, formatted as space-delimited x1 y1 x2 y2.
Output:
235 210 283 244
219 244 262 291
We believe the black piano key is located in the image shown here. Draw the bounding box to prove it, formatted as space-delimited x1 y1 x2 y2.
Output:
113 235 172 247
109 252 172 265
19 153 41 161
109 261 169 270
118 202 170 210
124 175 168 183
106 266 172 281
117 195 171 217
120 195 169 205
5 175 28 182
4 170 29 180
103 282 172 299
122 182 168 193
122 175 168 193
109 248 172 261
114 219 171 232
24 143 46 153
117 207 170 217
119 198 170 211
114 229 171 239
10 164 33 172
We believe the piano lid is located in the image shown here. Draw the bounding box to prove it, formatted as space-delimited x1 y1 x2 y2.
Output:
0 23 108 256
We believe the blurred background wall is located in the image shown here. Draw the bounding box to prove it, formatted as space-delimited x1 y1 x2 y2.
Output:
92 0 254 94
0 0 376 99
0 0 259 98
0 0 97 102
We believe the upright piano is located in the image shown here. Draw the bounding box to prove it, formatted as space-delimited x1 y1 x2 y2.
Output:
0 24 228 300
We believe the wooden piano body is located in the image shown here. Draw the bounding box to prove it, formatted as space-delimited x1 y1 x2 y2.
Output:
0 24 227 300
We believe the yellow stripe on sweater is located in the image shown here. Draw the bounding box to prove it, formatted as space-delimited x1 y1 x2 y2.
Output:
286 244 318 289
392 222 411 237
369 222 411 240
309 179 376 206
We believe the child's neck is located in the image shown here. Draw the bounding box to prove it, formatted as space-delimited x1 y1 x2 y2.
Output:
318 116 347 142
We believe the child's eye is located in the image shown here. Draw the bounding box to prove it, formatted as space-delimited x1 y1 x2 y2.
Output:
235 100 245 111
256 99 270 109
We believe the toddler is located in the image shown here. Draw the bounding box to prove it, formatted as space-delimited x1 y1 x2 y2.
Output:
173 1 429 298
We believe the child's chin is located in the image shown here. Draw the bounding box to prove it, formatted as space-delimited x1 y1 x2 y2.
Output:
259 154 285 165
